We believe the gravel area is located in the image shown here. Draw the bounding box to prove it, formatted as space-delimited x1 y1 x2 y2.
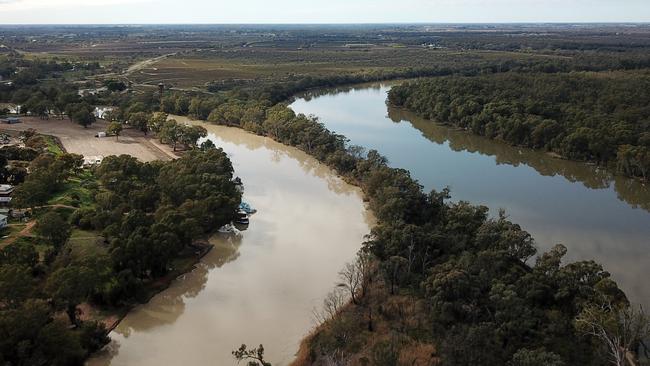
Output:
0 117 174 162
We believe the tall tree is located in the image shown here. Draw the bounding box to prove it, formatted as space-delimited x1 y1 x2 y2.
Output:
106 122 123 141
35 212 71 248
45 265 97 326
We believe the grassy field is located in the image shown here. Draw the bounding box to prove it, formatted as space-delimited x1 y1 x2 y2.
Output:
48 171 97 208
65 229 106 259
42 135 64 155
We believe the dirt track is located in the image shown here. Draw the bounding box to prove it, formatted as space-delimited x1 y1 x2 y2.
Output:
0 117 175 162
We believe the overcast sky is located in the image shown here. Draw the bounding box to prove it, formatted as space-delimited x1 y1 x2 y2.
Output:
0 0 648 24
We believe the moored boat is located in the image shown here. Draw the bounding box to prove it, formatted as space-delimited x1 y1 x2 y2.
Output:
234 210 249 225
239 202 257 214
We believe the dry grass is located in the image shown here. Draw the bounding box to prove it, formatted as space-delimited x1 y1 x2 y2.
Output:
290 272 438 366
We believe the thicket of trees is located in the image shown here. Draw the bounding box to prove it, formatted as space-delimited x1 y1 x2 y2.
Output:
0 144 240 365
71 148 240 302
388 72 650 180
0 149 108 365
12 153 83 208
0 56 81 118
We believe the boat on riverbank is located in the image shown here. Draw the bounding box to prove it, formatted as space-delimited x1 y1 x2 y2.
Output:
239 202 257 214
234 210 249 225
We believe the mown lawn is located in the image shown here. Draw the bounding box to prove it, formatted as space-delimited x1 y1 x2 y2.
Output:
42 135 64 156
65 229 107 260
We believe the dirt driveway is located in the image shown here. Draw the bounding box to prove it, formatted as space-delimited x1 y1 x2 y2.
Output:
0 117 176 162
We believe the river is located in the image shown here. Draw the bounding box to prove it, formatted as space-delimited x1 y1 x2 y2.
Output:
290 82 650 309
88 120 373 365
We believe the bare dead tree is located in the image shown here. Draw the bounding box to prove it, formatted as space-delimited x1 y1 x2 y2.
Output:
576 302 650 366
339 261 362 305
355 251 374 299
407 239 415 274
321 349 350 366
313 287 348 326
420 246 432 274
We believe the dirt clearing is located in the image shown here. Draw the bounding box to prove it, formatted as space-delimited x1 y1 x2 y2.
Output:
0 117 175 162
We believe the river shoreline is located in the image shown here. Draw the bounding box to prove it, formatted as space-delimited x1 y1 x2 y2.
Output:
88 79 649 364
94 241 214 334
290 82 650 312
88 120 373 366
386 102 650 184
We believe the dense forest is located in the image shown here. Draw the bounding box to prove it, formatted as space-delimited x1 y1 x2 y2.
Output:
388 72 650 180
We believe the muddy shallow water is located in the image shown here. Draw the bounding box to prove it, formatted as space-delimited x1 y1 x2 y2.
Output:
88 120 373 366
291 82 650 310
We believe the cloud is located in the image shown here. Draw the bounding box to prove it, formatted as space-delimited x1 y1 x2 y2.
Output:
0 0 150 10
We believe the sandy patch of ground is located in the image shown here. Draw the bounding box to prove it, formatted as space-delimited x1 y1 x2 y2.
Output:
0 117 175 162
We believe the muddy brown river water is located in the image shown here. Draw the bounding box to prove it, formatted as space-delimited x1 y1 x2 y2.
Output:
89 81 650 365
88 120 373 366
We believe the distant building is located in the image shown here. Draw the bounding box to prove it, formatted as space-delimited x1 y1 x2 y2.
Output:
0 104 21 114
0 184 14 196
0 214 7 229
0 196 12 206
94 106 114 120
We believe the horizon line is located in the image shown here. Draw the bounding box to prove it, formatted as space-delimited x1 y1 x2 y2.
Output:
1 21 650 26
